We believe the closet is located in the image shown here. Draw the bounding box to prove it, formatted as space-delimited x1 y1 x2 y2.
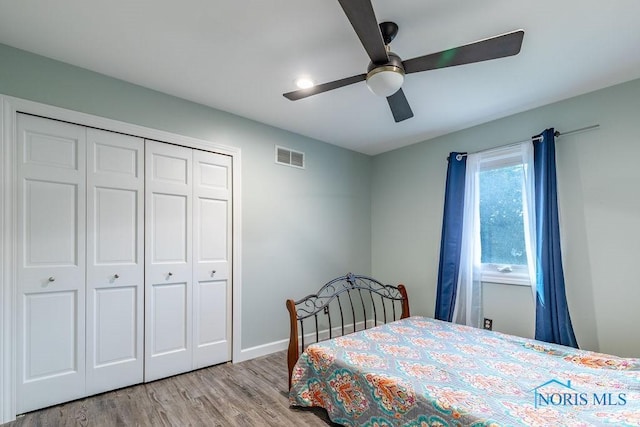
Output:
15 114 232 414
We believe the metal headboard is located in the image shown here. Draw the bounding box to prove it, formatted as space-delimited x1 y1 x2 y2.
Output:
285 273 409 388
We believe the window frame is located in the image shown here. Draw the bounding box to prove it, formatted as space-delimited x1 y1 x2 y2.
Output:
477 147 533 287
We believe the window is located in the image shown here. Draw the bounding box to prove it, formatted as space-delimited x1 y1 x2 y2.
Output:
477 148 533 286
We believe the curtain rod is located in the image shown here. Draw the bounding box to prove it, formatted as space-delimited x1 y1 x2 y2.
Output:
453 124 600 159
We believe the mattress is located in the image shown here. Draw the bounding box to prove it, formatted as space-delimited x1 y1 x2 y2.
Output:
289 316 640 426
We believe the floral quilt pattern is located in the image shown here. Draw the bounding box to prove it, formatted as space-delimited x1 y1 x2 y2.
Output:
290 316 640 426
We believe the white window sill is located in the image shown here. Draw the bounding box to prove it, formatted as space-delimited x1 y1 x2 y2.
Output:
481 265 532 287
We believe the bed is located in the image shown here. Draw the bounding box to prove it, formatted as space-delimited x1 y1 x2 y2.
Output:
286 274 640 426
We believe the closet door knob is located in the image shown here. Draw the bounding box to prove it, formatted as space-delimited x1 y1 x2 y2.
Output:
48 276 55 282
114 274 120 279
211 270 216 275
168 272 173 277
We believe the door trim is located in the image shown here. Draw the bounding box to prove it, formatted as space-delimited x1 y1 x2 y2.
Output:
0 94 243 423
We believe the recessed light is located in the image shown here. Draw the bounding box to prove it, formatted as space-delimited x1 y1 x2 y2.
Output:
295 77 315 89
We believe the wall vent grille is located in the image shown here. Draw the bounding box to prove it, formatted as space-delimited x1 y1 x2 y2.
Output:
275 146 305 169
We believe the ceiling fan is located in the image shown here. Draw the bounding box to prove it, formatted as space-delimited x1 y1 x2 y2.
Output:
283 0 524 122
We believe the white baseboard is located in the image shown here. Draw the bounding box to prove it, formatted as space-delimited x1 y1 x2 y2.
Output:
235 319 376 363
235 338 289 363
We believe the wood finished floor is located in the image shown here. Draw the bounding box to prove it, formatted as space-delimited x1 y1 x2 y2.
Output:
4 351 338 427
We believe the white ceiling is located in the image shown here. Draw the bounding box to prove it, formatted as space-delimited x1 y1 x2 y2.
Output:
1 1 639 155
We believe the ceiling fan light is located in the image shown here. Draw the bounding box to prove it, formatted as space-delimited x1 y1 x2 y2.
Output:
366 66 404 97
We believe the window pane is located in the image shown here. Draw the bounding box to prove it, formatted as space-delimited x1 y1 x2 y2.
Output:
479 164 527 266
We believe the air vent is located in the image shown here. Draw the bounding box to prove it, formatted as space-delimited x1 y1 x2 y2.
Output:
275 146 305 169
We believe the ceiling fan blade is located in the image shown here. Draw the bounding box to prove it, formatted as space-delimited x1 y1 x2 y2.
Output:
337 0 388 64
402 30 525 74
386 89 414 122
283 74 366 101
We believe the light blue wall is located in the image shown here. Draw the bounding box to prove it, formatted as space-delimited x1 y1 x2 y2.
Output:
0 43 372 350
372 78 640 357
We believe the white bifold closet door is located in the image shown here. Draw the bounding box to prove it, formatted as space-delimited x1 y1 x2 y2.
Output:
15 114 232 412
85 129 144 395
16 115 87 414
16 115 145 413
144 141 194 380
192 149 232 369
145 141 232 382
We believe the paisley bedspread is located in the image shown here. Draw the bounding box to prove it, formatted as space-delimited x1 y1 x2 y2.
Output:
289 316 640 426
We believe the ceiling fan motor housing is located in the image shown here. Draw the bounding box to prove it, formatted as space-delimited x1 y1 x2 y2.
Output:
366 52 405 97
367 51 403 72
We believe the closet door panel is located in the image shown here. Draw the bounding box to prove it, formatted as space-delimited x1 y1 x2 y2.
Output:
145 141 193 381
94 188 138 262
150 282 188 353
194 279 228 367
24 291 77 378
86 129 144 395
193 151 232 367
197 198 229 275
16 114 86 414
93 286 137 362
24 180 78 264
151 193 188 263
